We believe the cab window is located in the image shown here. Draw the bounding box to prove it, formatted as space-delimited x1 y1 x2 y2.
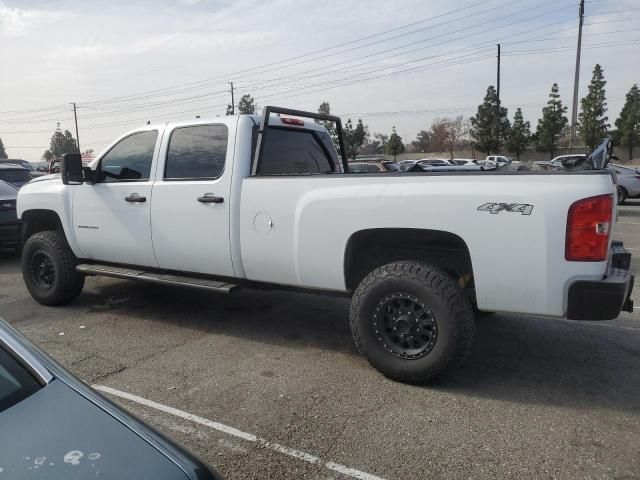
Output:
99 130 158 182
165 125 228 180
258 127 337 175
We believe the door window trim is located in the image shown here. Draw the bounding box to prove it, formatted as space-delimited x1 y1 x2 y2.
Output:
96 129 160 184
162 123 229 182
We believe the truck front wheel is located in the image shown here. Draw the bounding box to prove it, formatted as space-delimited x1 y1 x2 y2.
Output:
22 231 84 306
350 261 475 383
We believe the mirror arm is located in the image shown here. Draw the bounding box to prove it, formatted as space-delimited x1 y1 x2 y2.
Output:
82 167 95 184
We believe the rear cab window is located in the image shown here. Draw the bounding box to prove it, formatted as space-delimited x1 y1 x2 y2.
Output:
256 126 340 175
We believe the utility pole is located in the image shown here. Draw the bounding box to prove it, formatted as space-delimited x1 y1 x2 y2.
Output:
570 0 585 148
72 102 81 153
494 43 501 155
496 44 501 104
229 82 235 115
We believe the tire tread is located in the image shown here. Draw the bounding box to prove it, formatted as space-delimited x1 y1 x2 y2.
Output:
22 231 84 306
350 260 474 383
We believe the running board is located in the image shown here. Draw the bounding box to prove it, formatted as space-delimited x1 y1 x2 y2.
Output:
76 264 237 293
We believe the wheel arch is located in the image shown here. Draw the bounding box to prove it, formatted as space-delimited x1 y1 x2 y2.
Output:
20 209 78 254
343 228 476 301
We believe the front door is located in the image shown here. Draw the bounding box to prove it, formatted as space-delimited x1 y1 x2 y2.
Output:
150 122 235 277
73 129 161 267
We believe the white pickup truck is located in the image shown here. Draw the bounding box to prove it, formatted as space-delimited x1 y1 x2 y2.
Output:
16 107 634 383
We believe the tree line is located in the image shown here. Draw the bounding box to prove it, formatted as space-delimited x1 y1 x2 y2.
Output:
317 63 639 162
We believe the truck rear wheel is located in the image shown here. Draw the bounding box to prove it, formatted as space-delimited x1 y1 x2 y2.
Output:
22 231 84 306
350 261 474 383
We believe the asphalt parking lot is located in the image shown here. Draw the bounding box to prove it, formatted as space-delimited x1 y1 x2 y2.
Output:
1 202 639 480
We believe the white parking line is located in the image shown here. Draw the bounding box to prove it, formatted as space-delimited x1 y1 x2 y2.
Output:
94 385 386 480
617 222 640 225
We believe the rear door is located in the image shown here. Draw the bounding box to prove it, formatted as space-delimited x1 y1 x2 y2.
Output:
150 121 235 276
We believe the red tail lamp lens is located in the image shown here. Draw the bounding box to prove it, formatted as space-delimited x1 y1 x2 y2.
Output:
565 194 613 261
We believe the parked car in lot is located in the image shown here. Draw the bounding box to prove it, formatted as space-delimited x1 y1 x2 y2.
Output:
609 163 640 204
382 161 400 172
485 155 513 167
0 317 223 479
0 180 19 249
349 161 393 173
16 108 633 383
418 158 451 167
0 159 47 177
449 159 477 166
397 159 418 171
535 154 587 169
0 163 33 188
415 159 485 172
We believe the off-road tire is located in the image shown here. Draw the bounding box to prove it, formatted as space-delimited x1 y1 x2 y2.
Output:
22 231 84 306
350 261 475 383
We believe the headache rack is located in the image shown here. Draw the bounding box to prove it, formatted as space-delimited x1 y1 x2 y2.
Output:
251 106 349 175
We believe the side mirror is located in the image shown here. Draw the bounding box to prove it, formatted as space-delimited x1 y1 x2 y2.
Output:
82 166 95 184
61 153 84 185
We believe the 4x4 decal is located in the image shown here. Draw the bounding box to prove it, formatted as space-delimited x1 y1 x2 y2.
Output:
477 202 534 215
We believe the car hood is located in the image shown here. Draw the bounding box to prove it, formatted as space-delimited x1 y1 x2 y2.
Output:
27 173 61 184
0 380 192 480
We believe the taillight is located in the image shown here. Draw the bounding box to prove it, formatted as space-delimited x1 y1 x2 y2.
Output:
565 194 612 261
281 117 304 126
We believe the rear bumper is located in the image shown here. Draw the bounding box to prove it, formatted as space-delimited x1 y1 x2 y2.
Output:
567 242 634 320
0 221 20 246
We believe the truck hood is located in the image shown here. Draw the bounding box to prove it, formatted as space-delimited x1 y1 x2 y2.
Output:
27 173 61 184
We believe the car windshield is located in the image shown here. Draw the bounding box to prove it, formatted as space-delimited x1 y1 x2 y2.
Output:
0 169 32 186
0 346 42 412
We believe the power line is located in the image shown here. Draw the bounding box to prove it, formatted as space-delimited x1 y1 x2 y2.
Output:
77 0 501 107
2 3 631 135
74 0 565 109
1 3 576 128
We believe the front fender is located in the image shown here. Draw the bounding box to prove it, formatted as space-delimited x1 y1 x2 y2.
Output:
17 178 81 257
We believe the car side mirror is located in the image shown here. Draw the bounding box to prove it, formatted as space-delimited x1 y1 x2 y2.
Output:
61 153 84 185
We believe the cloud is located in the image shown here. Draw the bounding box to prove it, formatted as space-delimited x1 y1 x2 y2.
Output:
0 6 37 36
49 30 272 59
0 3 68 37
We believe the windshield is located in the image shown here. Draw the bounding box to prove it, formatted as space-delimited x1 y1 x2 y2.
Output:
0 169 32 186
0 346 41 413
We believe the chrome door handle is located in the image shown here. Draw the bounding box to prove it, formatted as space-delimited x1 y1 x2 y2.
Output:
125 193 146 203
197 193 224 204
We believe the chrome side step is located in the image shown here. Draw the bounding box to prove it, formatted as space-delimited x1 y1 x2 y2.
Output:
76 263 237 293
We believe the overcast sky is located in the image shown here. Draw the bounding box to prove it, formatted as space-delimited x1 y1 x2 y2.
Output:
0 0 638 160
